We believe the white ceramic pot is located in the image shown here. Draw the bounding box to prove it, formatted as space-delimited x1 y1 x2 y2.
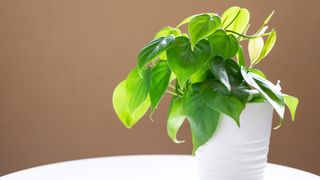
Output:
195 102 274 180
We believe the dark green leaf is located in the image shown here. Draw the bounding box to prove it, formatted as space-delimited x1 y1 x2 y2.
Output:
126 67 152 113
200 81 244 126
167 96 186 143
150 61 172 112
167 36 211 87
137 36 175 71
283 94 299 121
183 84 220 154
241 67 285 118
188 14 221 46
236 44 245 66
208 29 239 59
113 80 150 128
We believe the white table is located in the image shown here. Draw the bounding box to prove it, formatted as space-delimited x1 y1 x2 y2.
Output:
1 155 319 180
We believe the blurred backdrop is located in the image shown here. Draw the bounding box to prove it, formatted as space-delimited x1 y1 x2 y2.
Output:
0 0 319 176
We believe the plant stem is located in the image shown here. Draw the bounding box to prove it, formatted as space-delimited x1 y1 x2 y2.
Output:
226 30 270 39
166 90 182 97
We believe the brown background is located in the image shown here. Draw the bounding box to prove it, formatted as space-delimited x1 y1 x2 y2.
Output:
0 0 319 176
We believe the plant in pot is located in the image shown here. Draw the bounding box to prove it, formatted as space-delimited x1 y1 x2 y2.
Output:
112 6 299 180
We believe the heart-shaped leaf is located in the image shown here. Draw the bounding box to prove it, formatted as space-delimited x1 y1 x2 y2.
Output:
183 84 220 154
176 13 215 27
167 96 186 143
137 36 175 71
200 81 244 126
126 67 152 114
188 14 221 47
167 36 211 87
241 67 285 118
221 6 250 36
113 80 150 128
209 56 242 91
208 29 239 59
150 60 172 112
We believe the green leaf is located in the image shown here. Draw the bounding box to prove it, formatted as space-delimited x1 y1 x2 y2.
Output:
137 36 175 71
283 94 299 121
241 67 285 118
248 37 264 65
208 29 239 59
126 67 152 114
183 84 220 154
249 68 267 79
154 26 181 39
221 6 250 36
188 14 221 47
150 61 172 112
167 96 186 143
236 44 245 66
257 29 277 62
176 13 215 27
113 80 150 128
209 56 243 91
167 36 211 87
200 81 244 126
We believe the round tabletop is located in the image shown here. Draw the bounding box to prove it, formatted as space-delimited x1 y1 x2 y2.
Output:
1 155 319 180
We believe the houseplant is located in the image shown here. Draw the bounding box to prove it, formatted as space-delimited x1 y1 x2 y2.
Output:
112 6 299 180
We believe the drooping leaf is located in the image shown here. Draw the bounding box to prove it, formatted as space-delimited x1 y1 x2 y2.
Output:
200 81 244 126
113 80 150 128
241 67 285 118
167 96 186 143
167 36 211 87
154 26 181 39
236 44 245 66
208 29 239 59
188 14 221 46
183 84 220 154
137 36 175 71
283 94 299 121
209 56 243 91
150 61 172 112
221 6 250 36
257 29 277 62
126 67 152 114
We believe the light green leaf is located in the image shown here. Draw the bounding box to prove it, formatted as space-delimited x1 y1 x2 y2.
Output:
249 68 267 79
167 36 211 87
188 14 221 46
200 81 244 126
113 80 150 128
257 29 277 62
126 67 152 113
154 26 181 39
137 36 175 71
236 44 245 66
221 6 250 36
150 61 172 112
208 29 239 59
283 94 299 121
241 67 285 118
176 13 215 27
183 84 220 154
248 37 264 65
167 96 186 143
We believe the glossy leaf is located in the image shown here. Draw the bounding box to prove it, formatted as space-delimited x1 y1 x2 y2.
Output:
167 36 211 87
209 56 243 91
137 36 175 71
283 94 299 121
183 84 220 154
126 67 152 113
241 68 285 118
208 29 239 59
257 29 277 62
236 44 245 66
167 96 186 143
188 14 221 46
154 26 181 39
177 13 215 27
249 68 267 79
150 61 172 112
221 6 250 35
113 80 150 128
200 81 244 126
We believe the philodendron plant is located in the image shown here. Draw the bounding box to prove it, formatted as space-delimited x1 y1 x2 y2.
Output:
113 6 299 154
